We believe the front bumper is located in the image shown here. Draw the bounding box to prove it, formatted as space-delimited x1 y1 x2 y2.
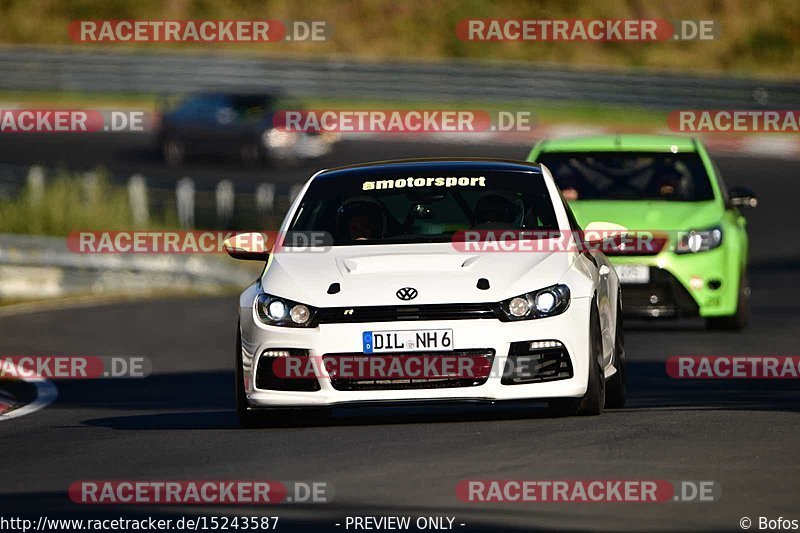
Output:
611 245 739 319
620 267 699 318
240 298 592 407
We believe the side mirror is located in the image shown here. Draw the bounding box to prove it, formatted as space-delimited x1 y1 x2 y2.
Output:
583 221 629 244
223 232 270 261
729 186 757 208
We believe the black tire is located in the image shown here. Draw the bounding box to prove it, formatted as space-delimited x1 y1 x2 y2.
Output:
162 137 186 167
549 299 605 417
269 153 300 169
605 298 626 409
239 142 264 168
706 272 750 331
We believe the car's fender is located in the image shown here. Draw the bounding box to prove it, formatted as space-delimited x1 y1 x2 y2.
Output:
593 252 619 367
560 251 617 369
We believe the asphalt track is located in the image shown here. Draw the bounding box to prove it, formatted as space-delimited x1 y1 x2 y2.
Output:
1 136 799 532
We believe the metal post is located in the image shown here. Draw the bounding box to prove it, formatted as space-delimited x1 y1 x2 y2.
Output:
216 179 235 228
128 174 149 227
176 177 195 228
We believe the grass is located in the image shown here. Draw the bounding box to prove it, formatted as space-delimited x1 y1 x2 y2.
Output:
0 0 796 77
0 90 161 111
0 169 177 236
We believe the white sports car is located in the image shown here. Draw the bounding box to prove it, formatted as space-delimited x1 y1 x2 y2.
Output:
226 159 626 427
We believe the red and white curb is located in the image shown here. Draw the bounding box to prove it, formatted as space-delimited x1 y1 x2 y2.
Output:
0 363 57 421
0 389 17 415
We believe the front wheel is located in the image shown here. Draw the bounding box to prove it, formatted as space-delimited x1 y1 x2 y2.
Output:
605 299 626 409
239 142 264 168
549 300 605 417
161 137 186 167
706 272 750 331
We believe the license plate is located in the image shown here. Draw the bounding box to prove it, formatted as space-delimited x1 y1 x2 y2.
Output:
362 329 453 354
617 264 650 284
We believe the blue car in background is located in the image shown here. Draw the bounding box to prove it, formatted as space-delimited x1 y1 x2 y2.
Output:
157 90 337 167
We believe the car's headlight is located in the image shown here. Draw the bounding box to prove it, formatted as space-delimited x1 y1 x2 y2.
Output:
675 225 723 254
255 293 317 327
263 128 298 148
499 284 570 321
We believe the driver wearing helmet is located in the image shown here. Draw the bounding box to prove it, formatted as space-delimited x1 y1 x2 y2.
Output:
336 198 387 241
472 194 522 229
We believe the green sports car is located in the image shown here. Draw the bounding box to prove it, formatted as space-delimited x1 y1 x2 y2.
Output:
528 134 757 330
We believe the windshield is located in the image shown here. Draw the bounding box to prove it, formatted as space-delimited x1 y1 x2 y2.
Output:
287 169 559 246
537 152 715 202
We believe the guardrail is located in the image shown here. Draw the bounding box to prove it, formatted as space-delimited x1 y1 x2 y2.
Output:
0 162 298 230
0 46 798 109
0 233 256 299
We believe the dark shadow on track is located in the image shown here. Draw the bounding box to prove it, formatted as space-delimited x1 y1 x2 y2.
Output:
626 361 800 412
78 359 800 431
49 371 231 412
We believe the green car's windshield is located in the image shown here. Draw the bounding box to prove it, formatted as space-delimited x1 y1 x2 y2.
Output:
537 151 715 202
287 170 559 246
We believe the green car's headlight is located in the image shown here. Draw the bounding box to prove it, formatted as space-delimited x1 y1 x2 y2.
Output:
255 293 317 327
499 284 570 321
675 226 723 254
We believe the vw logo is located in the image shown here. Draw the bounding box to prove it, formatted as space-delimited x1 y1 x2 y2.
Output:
396 287 418 301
